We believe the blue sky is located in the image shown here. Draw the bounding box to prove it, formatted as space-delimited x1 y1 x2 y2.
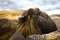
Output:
0 0 60 15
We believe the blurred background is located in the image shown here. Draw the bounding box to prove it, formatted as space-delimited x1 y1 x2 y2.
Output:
0 0 60 15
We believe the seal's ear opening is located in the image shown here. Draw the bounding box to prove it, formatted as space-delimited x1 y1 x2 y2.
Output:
34 8 57 34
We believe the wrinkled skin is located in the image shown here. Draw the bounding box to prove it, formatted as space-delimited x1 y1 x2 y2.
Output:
18 8 57 37
18 8 42 37
34 8 57 34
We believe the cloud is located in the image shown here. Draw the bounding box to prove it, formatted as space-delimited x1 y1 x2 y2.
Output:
0 0 60 15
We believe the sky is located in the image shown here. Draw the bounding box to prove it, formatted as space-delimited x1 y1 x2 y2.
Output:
0 0 60 15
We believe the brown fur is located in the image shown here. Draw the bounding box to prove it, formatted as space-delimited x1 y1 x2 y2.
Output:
0 19 17 40
34 8 57 34
18 8 42 37
18 8 57 37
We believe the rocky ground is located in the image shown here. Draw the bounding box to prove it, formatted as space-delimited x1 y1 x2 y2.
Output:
27 31 60 40
44 31 60 40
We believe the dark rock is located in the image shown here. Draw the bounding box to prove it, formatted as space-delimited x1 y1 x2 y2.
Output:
9 31 25 40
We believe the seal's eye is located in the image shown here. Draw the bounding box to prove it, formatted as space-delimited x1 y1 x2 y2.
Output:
18 16 27 23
